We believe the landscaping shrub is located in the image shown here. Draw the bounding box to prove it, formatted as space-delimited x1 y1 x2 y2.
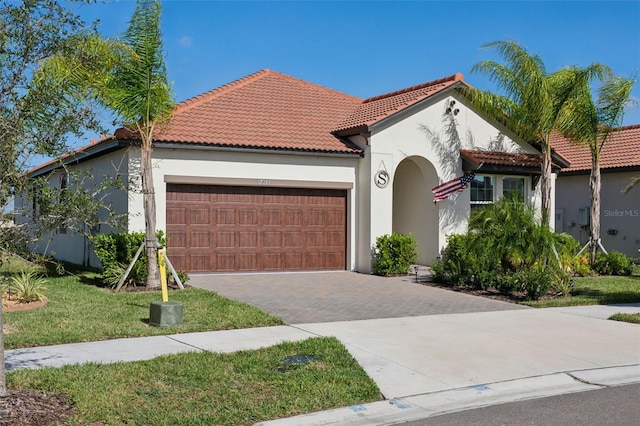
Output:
373 233 419 276
594 251 632 276
172 269 190 285
431 234 473 286
516 264 554 300
553 232 591 276
431 196 580 300
551 270 574 297
495 273 520 296
2 270 48 302
91 231 167 285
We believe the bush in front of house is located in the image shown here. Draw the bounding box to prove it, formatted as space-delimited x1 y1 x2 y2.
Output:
593 251 633 276
373 232 419 276
91 231 167 286
430 196 574 300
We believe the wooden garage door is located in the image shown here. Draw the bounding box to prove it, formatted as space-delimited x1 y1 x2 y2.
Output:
166 184 347 273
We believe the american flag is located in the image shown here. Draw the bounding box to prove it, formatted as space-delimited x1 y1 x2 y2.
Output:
431 172 476 202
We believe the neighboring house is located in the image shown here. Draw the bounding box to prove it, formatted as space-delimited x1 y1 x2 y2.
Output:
20 69 561 273
552 124 640 259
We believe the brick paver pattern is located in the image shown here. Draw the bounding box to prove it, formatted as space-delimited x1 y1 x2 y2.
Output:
188 271 527 324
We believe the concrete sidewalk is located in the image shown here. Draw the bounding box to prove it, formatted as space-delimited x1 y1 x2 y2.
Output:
5 304 640 425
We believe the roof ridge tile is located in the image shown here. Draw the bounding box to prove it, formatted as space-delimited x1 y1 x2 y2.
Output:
173 69 360 116
363 72 464 103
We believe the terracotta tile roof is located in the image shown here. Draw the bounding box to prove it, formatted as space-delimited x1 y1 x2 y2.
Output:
460 149 552 170
332 73 466 135
117 69 364 154
26 135 119 177
550 124 640 172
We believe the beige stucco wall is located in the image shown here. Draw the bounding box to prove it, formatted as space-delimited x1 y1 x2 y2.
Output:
22 149 130 267
555 170 640 258
358 89 544 272
125 147 361 271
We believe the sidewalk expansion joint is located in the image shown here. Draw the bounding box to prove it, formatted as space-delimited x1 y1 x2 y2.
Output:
165 335 205 352
566 371 598 386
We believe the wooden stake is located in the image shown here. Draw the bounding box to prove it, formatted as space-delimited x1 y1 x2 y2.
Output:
115 242 145 293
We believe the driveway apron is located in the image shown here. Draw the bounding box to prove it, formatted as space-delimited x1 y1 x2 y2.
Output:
188 271 527 324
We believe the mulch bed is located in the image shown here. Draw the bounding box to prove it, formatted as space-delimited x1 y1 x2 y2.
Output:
416 278 562 304
0 390 74 426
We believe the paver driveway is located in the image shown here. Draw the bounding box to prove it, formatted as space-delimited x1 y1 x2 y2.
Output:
188 271 527 324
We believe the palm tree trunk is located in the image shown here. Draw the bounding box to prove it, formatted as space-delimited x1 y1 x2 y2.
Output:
589 154 601 265
141 144 160 288
540 142 553 227
1 304 6 396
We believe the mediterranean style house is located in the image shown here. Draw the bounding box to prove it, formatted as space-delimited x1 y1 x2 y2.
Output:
21 69 558 273
552 124 640 259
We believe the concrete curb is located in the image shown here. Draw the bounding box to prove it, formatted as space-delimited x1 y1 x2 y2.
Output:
254 365 640 425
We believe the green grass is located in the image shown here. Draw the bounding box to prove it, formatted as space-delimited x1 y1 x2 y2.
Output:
6 337 382 425
609 313 640 324
524 275 640 308
3 269 283 350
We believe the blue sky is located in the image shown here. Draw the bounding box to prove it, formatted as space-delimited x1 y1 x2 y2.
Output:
75 0 640 131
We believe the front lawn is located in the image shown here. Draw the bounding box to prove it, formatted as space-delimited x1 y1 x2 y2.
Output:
3 270 283 349
523 275 640 308
6 337 382 425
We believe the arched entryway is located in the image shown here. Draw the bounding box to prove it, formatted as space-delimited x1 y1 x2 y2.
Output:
392 156 439 264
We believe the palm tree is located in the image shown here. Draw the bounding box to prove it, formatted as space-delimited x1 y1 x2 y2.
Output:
100 0 174 287
39 0 174 288
556 75 636 264
468 40 608 226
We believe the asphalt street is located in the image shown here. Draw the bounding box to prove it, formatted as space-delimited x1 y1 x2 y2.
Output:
398 383 640 426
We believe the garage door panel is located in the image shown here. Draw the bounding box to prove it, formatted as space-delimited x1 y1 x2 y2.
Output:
238 231 258 247
306 252 327 269
189 208 210 225
188 231 210 248
169 230 187 248
216 231 234 248
284 231 303 247
263 231 283 248
326 210 345 226
169 254 187 271
190 254 211 272
305 231 324 247
283 253 303 269
217 209 235 225
167 207 187 225
167 184 346 273
325 231 344 247
238 209 258 225
307 210 327 226
262 253 281 270
262 209 282 226
284 209 303 225
215 253 236 271
238 254 259 271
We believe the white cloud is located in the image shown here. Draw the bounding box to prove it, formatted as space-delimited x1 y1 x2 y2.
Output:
178 36 192 48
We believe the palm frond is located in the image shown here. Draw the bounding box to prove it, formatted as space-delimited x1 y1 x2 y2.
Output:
596 76 636 143
104 0 174 128
624 176 640 193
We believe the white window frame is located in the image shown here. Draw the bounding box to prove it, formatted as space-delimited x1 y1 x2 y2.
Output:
471 174 528 207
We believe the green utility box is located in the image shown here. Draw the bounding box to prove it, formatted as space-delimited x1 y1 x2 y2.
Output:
149 301 184 327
